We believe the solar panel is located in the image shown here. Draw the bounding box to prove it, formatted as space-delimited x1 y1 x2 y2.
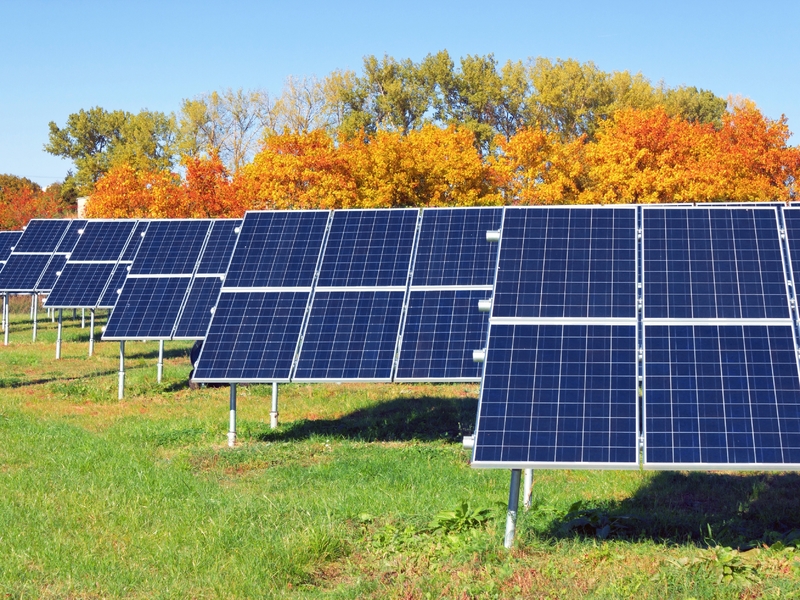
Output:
120 221 149 261
36 254 68 292
12 219 70 253
317 209 417 287
45 263 116 307
780 208 800 285
472 324 639 468
54 219 88 253
643 207 788 319
0 254 52 291
223 211 329 288
294 290 406 381
97 263 131 309
196 219 241 274
492 207 636 319
103 277 192 339
68 220 137 262
0 231 22 263
103 220 214 340
644 324 800 468
173 276 223 339
130 220 211 275
192 211 331 382
396 289 492 380
192 291 310 381
412 207 503 286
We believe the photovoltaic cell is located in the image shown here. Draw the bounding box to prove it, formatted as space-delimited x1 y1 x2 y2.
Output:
472 324 638 467
173 277 223 338
103 277 191 339
295 291 405 380
68 220 137 262
224 211 329 288
317 209 417 287
0 254 52 291
45 263 116 307
644 207 788 319
196 219 241 275
412 207 502 286
55 220 88 252
492 207 636 319
192 291 309 381
130 220 211 275
396 289 491 380
12 219 70 253
644 324 800 467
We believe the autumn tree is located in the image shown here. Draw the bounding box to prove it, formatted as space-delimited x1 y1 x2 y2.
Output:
86 163 183 218
182 153 245 217
0 183 71 230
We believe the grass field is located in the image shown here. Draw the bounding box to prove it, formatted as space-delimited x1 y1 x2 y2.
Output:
2 302 800 598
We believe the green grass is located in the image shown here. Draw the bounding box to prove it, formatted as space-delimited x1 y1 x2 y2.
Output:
1 306 800 598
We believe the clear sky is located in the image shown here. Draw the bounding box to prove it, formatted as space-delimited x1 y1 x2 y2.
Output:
1 0 798 187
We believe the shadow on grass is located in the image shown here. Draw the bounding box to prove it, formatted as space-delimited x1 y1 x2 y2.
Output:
126 347 191 361
255 395 478 443
538 470 800 548
0 369 120 388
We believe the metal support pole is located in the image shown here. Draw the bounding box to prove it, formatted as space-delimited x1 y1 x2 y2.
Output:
55 309 63 359
81 308 85 328
32 294 38 342
3 294 8 345
270 382 279 429
29 294 34 319
157 340 164 383
523 468 533 510
88 309 95 356
72 308 77 320
118 341 125 400
228 383 237 447
504 469 522 549
50 306 54 322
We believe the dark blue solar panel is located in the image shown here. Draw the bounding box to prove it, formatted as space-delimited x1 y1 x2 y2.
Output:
44 263 115 307
35 255 68 291
55 220 88 252
493 207 636 319
644 207 788 319
224 211 329 288
644 324 800 466
130 220 211 275
780 208 800 287
0 231 22 262
12 219 70 253
197 220 241 275
0 254 52 291
317 209 418 287
294 291 405 380
472 324 638 466
103 277 191 338
69 221 137 262
412 208 502 286
173 277 223 338
97 264 130 309
396 289 491 380
192 291 309 381
120 222 148 262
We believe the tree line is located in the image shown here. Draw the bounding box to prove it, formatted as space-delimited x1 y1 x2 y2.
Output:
0 52 796 226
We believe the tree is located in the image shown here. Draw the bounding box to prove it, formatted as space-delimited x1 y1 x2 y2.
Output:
45 107 178 194
86 164 183 218
0 183 70 230
182 153 245 217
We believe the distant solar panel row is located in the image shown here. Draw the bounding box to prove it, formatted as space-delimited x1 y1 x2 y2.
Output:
193 207 501 383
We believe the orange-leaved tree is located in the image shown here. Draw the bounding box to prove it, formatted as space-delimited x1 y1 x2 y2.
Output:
0 185 68 229
581 106 719 203
182 153 246 217
346 125 501 207
240 129 357 209
86 163 184 217
494 126 588 205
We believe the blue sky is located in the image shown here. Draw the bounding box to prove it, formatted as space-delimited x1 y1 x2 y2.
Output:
1 0 798 187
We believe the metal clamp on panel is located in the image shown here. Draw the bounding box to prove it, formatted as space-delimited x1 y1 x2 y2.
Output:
486 230 501 243
473 349 486 363
477 299 492 313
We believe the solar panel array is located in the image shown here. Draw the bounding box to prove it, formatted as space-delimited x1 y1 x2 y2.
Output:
44 220 140 309
0 219 85 293
472 204 800 471
0 231 22 269
193 208 500 384
101 219 238 340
